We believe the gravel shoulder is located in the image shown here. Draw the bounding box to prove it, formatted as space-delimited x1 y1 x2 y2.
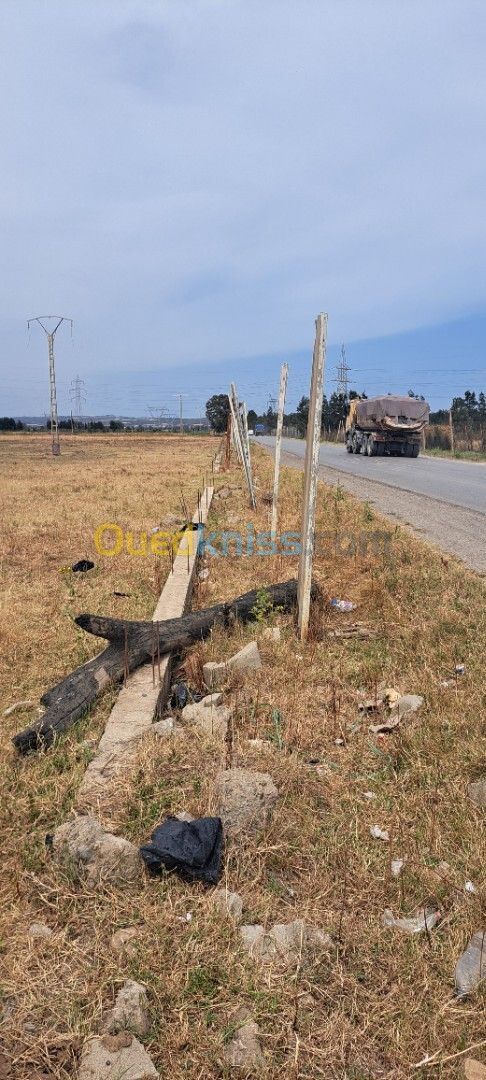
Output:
273 445 486 575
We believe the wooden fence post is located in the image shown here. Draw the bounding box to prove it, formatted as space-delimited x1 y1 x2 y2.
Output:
449 409 455 453
297 314 327 641
271 363 289 538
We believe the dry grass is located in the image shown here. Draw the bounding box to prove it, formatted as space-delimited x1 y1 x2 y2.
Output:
0 436 485 1079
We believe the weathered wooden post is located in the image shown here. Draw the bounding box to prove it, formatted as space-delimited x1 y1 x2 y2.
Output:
228 393 243 465
271 363 289 538
297 314 327 640
230 383 256 510
449 409 455 453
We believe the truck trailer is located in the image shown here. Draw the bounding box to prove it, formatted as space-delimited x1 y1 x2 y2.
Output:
345 395 429 458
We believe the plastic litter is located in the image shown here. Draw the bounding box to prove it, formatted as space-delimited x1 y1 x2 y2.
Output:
455 931 486 997
465 880 477 894
140 816 223 884
370 826 390 841
71 559 95 573
330 598 356 612
170 682 204 710
383 907 440 934
455 663 465 675
363 791 376 800
391 859 405 877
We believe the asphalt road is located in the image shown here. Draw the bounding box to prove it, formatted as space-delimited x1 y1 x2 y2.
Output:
257 437 486 513
255 436 486 573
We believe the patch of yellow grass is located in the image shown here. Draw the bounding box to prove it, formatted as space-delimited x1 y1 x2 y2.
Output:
0 438 484 1079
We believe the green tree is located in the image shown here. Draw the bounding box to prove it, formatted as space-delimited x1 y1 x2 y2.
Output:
295 396 309 435
247 409 258 428
205 394 231 433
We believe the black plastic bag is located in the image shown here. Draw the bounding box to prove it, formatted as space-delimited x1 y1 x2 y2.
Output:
71 559 95 573
170 682 203 710
140 816 223 884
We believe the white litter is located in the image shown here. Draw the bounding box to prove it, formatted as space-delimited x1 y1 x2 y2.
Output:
370 826 390 841
391 859 405 878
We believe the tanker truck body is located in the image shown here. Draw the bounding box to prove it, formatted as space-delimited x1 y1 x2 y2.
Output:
345 395 429 458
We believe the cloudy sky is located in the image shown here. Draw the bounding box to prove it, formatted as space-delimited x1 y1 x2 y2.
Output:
1 0 485 416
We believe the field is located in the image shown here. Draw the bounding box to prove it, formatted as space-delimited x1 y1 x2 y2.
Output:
0 434 485 1079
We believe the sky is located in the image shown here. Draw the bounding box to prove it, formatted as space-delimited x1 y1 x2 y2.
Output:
1 0 485 417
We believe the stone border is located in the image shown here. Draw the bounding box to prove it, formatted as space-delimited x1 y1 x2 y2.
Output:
76 478 217 818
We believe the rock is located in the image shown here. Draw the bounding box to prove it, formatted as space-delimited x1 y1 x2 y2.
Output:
51 815 142 887
228 641 262 676
78 1033 158 1079
104 981 150 1038
468 778 486 809
215 769 278 836
180 702 231 737
151 718 173 737
174 811 195 823
213 889 243 923
261 627 280 642
203 642 262 689
455 931 486 997
160 513 183 528
200 693 223 707
240 920 331 966
223 1007 265 1070
27 922 53 940
111 927 141 959
461 1060 486 1079
390 694 423 718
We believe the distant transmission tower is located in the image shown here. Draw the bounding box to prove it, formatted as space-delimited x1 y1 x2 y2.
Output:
70 375 87 425
147 405 169 428
28 316 73 455
333 344 352 397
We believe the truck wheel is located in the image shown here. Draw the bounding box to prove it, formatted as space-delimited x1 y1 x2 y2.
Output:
352 435 360 454
346 438 353 453
367 437 378 456
376 443 385 456
411 444 419 458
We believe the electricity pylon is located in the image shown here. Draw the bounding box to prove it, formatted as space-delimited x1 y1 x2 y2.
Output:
70 375 87 425
28 316 73 455
333 344 352 397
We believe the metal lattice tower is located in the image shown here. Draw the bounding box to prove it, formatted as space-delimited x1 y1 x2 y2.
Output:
333 344 352 397
28 316 73 455
70 375 87 423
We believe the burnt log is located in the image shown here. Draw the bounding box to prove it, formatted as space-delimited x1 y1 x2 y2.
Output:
13 580 320 754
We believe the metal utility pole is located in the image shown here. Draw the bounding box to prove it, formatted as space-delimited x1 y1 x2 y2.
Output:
271 363 289 538
297 314 327 641
70 375 87 426
333 343 351 397
28 316 73 455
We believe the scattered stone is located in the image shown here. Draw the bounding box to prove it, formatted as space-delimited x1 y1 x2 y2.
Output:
215 768 278 836
198 568 210 582
298 992 315 1010
51 815 142 887
104 981 150 1038
223 1007 265 1070
461 1059 486 1080
240 920 331 966
180 701 231 737
151 718 173 736
160 513 183 528
174 811 195 823
468 778 486 809
111 927 141 959
214 486 232 499
383 907 439 934
203 642 262 689
2 700 34 717
200 692 223 707
214 889 243 923
78 1033 158 1079
262 627 281 643
370 694 423 734
27 922 53 940
455 931 486 997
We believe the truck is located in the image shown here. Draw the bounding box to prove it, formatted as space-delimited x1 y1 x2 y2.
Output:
254 423 266 436
344 395 429 458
